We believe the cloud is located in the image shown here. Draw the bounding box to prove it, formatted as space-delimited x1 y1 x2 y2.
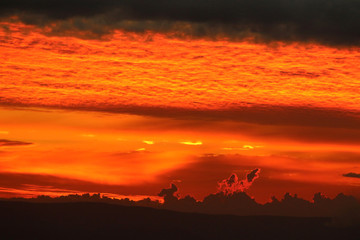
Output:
1 0 360 45
218 168 261 195
156 153 360 202
64 104 360 131
158 183 178 204
0 139 32 147
99 105 360 144
343 172 360 179
179 141 202 146
246 168 260 182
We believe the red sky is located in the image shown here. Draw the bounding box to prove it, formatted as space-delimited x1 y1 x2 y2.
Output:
1 18 360 203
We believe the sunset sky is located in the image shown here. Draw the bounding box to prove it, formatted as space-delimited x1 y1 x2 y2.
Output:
1 0 360 203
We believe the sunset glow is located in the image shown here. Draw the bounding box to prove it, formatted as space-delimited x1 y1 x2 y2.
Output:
1 17 360 203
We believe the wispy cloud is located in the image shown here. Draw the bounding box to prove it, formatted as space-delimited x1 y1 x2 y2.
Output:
179 141 202 146
0 139 32 147
222 145 260 151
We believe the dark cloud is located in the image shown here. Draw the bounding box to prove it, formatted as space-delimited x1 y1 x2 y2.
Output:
6 100 360 131
98 104 360 144
157 154 360 202
1 0 360 45
157 183 360 220
101 104 360 144
218 168 261 195
1 170 360 221
246 168 260 183
343 172 360 179
0 139 32 147
158 184 179 205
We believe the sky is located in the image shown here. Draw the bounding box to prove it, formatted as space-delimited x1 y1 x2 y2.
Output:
0 0 360 203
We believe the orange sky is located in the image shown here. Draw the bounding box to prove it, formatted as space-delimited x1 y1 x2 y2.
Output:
1 19 360 203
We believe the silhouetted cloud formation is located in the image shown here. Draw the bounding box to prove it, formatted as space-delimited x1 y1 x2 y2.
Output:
1 170 360 224
0 139 32 147
218 168 260 195
246 168 260 182
1 0 360 45
3 186 360 226
343 172 360 179
158 183 178 205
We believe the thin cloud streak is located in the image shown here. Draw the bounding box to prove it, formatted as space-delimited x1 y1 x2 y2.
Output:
179 141 202 146
0 139 32 147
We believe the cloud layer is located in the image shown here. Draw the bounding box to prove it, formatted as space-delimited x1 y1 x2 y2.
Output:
1 0 360 45
0 139 32 147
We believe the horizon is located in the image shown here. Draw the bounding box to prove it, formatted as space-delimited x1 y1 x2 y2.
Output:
2 182 360 221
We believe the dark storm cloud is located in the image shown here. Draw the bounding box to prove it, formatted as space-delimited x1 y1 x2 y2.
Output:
0 139 32 147
343 172 360 179
1 0 360 45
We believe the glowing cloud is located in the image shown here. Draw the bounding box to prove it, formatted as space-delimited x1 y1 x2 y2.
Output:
243 145 254 150
222 145 260 151
218 168 261 195
180 141 202 146
143 140 154 145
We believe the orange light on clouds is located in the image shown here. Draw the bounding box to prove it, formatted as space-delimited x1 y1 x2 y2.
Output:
1 21 360 113
0 107 359 202
0 19 360 202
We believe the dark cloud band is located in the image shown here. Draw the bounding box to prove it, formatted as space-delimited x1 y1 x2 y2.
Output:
343 172 360 179
0 139 32 147
1 0 360 45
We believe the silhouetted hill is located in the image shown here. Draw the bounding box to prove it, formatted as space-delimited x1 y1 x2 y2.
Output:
1 201 359 240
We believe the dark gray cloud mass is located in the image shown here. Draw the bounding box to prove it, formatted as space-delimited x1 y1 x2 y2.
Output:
343 172 360 179
1 0 360 45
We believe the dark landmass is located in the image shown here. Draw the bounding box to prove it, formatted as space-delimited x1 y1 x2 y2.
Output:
1 200 360 240
2 181 359 239
3 183 360 220
0 184 360 218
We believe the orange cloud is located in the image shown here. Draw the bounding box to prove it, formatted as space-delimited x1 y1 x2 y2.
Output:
1 20 360 203
179 141 202 146
1 21 360 129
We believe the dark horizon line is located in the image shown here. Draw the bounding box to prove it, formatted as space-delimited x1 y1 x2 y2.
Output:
2 187 360 219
